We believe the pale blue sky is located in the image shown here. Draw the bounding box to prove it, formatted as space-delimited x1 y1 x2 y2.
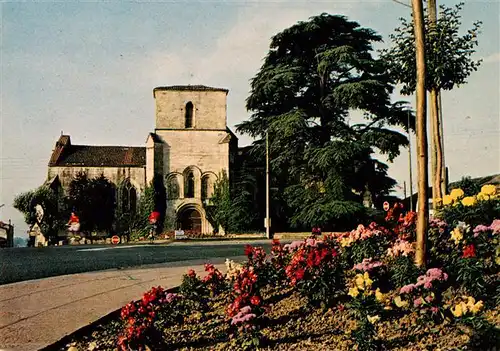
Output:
1 0 499 238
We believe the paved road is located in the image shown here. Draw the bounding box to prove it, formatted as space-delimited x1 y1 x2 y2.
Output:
0 258 236 351
0 240 275 285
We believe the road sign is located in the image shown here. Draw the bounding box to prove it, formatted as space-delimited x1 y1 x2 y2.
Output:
383 201 390 211
111 235 120 245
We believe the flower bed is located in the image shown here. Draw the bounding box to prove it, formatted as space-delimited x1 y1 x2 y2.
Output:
57 185 500 351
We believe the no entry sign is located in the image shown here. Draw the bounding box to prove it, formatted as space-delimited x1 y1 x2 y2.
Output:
111 235 120 245
383 201 390 211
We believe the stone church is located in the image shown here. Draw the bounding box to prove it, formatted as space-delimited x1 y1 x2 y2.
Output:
47 85 238 234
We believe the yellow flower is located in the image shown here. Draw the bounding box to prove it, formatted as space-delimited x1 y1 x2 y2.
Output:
443 194 453 206
450 188 465 200
466 296 476 307
477 193 490 201
470 300 483 314
340 237 353 247
367 315 380 324
355 274 365 290
363 272 373 289
348 287 360 298
375 288 386 303
450 227 463 244
481 184 496 196
394 295 408 308
451 304 464 318
461 196 476 207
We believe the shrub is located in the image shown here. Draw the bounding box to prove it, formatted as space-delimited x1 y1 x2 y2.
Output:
396 268 449 323
117 287 183 351
226 266 265 350
438 185 500 227
284 238 343 308
202 263 227 297
179 269 209 312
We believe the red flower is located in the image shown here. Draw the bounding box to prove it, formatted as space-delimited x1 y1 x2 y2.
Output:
187 269 197 278
250 296 261 306
295 268 305 281
462 244 476 258
244 244 253 257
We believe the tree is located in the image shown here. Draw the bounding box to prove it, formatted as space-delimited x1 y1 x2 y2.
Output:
237 13 413 230
381 2 482 207
13 185 65 243
204 170 258 234
67 172 116 235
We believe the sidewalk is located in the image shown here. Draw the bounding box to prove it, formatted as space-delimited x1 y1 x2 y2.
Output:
0 257 242 351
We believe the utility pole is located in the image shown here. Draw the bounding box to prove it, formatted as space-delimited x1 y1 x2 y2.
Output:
265 130 271 239
408 110 414 212
412 0 429 267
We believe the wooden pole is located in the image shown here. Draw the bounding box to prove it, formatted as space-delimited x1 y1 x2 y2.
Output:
412 0 429 267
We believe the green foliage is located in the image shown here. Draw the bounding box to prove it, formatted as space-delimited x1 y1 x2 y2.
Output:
13 185 66 241
237 14 411 230
381 2 482 94
67 172 116 233
388 255 424 288
449 176 481 196
204 170 258 234
437 198 500 228
179 271 210 312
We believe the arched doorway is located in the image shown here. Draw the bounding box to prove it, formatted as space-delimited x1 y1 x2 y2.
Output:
178 208 202 232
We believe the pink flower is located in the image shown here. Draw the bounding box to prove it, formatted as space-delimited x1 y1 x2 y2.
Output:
353 258 384 272
400 284 416 294
413 297 423 307
431 306 439 314
489 219 500 234
473 224 490 237
424 281 433 289
425 295 434 303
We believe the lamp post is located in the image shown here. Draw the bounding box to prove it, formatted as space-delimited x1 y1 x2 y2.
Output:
265 130 271 239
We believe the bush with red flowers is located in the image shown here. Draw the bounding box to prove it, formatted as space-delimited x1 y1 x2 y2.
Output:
179 269 210 312
269 239 289 283
284 237 344 307
117 286 183 350
226 265 265 349
202 263 228 296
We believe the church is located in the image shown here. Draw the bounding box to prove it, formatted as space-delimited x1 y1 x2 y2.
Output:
47 85 239 234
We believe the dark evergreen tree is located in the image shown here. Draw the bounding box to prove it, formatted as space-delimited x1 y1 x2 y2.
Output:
237 14 412 230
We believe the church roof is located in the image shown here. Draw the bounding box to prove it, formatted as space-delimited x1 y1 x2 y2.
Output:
153 85 229 95
49 135 146 168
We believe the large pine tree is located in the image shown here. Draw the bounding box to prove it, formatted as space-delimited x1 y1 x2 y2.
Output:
237 14 413 230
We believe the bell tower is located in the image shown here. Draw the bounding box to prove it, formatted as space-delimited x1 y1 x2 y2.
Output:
153 85 228 130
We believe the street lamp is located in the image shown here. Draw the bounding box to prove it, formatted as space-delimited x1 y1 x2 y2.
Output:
265 129 271 239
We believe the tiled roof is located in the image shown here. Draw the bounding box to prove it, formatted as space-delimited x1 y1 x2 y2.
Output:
153 85 229 94
50 144 146 167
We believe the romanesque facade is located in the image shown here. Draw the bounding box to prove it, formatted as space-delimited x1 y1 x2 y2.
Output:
47 85 238 234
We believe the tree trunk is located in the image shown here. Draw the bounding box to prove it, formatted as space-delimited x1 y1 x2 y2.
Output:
412 0 429 268
438 92 447 196
427 0 443 208
431 88 443 206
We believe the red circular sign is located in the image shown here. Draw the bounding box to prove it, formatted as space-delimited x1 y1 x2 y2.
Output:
111 235 120 245
383 201 390 211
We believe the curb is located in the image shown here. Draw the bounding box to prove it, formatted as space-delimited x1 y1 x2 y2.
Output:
39 286 180 351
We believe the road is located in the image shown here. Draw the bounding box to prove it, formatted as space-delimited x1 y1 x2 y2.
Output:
0 239 275 285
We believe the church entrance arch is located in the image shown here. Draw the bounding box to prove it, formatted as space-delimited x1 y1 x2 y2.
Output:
177 206 202 232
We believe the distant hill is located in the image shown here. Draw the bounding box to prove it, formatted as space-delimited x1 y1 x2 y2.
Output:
449 174 500 189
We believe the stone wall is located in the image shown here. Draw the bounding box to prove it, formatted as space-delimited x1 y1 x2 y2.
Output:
154 90 227 130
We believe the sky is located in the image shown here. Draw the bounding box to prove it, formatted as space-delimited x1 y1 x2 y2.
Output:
1 0 499 239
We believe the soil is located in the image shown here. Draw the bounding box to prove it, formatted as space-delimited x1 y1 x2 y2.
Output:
57 285 500 351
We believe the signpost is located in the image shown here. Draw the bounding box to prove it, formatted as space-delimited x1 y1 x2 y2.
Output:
111 235 120 245
383 201 390 212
